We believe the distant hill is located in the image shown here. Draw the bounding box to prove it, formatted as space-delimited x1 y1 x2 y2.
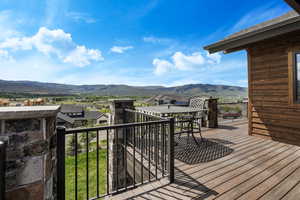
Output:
0 79 247 97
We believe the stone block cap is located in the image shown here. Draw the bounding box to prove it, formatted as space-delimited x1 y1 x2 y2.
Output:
0 106 61 120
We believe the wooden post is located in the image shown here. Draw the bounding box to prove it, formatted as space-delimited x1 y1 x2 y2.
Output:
208 97 218 128
168 118 175 183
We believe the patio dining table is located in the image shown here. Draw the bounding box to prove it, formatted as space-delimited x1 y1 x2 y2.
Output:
136 105 206 145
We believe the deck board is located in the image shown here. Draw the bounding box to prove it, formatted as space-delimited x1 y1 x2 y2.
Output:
281 182 300 200
108 122 300 199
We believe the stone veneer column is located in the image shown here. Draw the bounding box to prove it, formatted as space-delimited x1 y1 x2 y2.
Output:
0 106 60 200
108 99 134 192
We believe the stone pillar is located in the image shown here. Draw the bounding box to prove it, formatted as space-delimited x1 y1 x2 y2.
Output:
108 99 134 192
207 98 218 128
0 106 60 200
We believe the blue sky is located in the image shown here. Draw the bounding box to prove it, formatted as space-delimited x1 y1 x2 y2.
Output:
0 0 291 87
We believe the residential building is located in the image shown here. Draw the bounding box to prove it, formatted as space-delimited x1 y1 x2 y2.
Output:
57 104 108 128
205 2 300 145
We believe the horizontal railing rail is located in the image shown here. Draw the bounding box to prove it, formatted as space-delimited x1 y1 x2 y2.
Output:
0 141 6 200
57 110 174 200
64 119 170 134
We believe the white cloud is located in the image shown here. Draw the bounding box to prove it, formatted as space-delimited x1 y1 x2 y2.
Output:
153 51 222 75
0 49 15 63
66 12 97 24
110 46 133 54
206 52 221 64
153 58 173 75
0 54 67 83
63 45 103 67
143 36 173 45
0 27 103 67
172 52 205 70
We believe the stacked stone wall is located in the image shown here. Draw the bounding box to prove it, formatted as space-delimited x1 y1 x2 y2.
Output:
0 106 59 200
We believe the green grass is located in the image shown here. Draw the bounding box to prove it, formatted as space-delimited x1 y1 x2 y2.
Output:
65 148 107 200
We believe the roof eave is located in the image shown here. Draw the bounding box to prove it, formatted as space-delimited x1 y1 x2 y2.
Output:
204 17 300 54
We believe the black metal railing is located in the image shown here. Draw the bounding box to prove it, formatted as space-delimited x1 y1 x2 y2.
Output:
0 141 6 200
124 109 175 181
57 112 174 200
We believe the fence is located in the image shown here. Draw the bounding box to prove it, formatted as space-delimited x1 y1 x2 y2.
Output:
0 141 6 200
57 111 174 200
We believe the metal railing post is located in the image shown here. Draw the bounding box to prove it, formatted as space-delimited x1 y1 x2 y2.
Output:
57 127 66 200
168 118 175 183
0 141 6 200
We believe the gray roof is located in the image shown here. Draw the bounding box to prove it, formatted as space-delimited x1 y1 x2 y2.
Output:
60 104 83 113
57 112 75 124
75 111 107 121
204 11 300 53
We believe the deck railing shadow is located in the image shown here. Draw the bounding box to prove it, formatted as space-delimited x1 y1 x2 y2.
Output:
174 136 234 164
120 167 218 200
171 167 218 199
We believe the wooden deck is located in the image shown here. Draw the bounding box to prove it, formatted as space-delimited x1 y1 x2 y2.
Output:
109 121 300 200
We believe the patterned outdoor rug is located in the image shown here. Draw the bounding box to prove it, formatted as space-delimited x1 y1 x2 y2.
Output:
174 136 234 164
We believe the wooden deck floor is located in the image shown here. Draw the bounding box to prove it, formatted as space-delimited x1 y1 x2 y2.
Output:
109 122 300 200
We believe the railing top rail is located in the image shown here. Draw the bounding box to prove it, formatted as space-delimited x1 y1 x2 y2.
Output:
64 119 171 134
124 108 168 120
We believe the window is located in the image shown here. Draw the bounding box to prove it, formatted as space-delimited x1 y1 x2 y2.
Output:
295 53 300 102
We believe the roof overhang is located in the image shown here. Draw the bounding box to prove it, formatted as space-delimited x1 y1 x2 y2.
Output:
204 15 300 54
285 0 300 14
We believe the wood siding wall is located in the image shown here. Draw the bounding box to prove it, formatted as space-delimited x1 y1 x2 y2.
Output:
248 30 300 146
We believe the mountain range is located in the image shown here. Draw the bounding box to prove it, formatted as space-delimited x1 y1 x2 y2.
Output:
0 79 247 97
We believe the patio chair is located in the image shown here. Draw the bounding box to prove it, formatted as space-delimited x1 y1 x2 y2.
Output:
178 97 207 144
189 97 207 140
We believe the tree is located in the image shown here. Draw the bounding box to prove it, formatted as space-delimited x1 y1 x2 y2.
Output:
66 135 82 156
79 132 97 152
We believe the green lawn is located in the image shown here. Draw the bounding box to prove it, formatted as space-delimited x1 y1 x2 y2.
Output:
65 147 107 200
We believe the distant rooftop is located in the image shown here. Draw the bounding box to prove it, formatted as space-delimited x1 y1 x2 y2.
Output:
57 112 75 124
60 104 84 113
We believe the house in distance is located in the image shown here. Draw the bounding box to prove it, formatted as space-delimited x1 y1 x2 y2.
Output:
145 94 190 106
57 104 108 128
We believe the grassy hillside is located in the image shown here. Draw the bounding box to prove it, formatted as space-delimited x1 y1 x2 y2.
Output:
0 79 247 98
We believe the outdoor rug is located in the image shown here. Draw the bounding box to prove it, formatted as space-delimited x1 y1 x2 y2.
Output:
174 136 234 164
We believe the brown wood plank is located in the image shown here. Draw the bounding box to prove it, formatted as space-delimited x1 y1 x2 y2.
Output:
175 133 258 169
200 143 290 187
238 158 300 200
259 167 300 200
111 124 300 200
281 182 300 200
177 140 275 177
211 147 300 200
176 136 264 171
172 142 284 195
